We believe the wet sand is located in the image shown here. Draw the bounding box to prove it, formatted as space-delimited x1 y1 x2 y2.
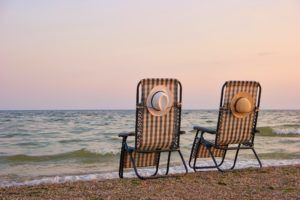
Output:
0 165 299 200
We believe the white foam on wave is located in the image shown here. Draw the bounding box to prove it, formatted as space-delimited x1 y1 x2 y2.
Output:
273 127 300 135
1 159 300 188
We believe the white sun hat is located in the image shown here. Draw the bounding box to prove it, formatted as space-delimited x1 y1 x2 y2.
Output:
146 85 174 116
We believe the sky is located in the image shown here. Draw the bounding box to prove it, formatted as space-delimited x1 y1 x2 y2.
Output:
1 0 300 110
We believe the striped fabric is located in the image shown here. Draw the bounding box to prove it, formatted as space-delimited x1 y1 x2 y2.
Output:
123 151 159 168
136 78 180 151
196 145 226 158
192 139 227 158
216 81 259 145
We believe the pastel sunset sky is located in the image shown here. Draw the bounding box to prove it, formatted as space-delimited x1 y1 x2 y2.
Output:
1 0 299 110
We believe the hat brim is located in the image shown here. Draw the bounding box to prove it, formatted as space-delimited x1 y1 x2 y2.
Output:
230 92 254 118
146 85 174 116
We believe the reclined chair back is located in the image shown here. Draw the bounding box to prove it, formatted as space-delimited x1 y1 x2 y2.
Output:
135 78 182 152
216 81 261 146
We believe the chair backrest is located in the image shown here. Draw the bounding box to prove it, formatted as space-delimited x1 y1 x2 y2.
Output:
135 78 182 152
216 81 261 146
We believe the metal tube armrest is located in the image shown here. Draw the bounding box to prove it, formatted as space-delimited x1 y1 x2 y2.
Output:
193 126 216 134
118 132 135 137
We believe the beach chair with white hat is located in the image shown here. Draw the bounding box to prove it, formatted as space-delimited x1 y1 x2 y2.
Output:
189 81 262 172
118 78 188 179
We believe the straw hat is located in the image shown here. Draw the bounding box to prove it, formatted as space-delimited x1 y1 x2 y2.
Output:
230 92 254 118
146 85 174 116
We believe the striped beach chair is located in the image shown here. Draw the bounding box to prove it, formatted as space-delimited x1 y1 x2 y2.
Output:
189 81 262 172
118 78 188 179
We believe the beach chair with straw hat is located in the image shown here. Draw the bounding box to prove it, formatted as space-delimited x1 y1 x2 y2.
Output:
189 81 262 172
118 78 188 179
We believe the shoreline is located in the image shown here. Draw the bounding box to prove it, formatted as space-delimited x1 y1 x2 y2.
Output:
0 165 299 199
1 158 300 188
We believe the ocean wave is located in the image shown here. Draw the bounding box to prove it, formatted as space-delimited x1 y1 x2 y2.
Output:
1 159 300 188
258 126 300 136
273 128 300 135
0 133 31 138
0 149 119 165
58 139 83 144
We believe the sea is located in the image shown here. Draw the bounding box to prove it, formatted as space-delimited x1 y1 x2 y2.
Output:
0 110 299 187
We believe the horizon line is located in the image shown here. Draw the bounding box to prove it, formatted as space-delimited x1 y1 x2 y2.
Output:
0 108 299 111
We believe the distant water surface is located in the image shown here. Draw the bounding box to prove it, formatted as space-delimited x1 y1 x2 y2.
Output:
0 110 299 186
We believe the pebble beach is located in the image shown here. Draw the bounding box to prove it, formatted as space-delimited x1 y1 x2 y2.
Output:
0 165 299 199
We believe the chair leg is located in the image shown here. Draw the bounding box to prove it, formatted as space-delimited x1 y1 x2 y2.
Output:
165 151 172 175
211 146 262 171
192 156 198 172
127 151 169 180
165 150 188 175
207 147 224 172
189 144 199 172
119 167 124 178
216 150 227 167
128 151 147 180
188 155 195 171
119 143 126 178
191 144 262 172
119 150 124 178
192 145 227 172
251 147 262 168
152 153 161 176
119 161 124 178
178 150 188 174
229 144 240 170
127 150 188 180
189 134 200 170
191 137 203 172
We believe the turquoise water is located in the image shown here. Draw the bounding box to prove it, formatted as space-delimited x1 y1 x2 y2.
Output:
0 110 299 186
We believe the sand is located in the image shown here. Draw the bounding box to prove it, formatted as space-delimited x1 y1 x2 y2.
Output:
0 165 299 200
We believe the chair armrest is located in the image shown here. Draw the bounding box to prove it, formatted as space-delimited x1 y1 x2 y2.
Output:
193 126 216 134
179 130 186 135
118 132 135 137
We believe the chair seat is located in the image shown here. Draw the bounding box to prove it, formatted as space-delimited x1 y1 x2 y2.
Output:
192 138 227 158
123 147 160 168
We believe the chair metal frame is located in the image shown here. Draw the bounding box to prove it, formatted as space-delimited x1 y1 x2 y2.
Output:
119 79 188 179
189 82 262 172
